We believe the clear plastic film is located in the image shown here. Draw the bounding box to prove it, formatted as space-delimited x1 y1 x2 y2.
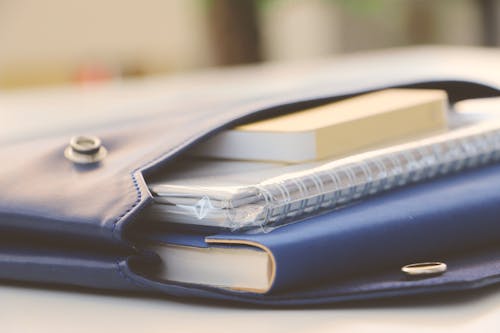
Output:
148 119 500 231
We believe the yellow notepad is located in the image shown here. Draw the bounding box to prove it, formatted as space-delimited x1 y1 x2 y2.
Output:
192 89 448 162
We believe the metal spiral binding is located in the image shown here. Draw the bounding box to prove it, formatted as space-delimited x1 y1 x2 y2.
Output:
247 122 500 230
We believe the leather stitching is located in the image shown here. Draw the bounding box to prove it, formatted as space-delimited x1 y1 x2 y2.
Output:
115 259 149 290
111 172 142 241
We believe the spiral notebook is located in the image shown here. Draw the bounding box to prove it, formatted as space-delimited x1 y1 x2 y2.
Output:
148 107 500 231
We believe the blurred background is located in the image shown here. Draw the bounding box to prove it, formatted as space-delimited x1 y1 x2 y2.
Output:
0 0 499 89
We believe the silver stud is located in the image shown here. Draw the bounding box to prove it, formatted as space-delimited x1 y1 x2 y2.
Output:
402 262 447 277
64 135 107 164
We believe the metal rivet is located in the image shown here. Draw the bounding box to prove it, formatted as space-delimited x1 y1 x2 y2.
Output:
402 262 447 277
64 135 107 164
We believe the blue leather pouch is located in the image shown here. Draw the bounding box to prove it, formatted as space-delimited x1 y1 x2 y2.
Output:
1 48 500 305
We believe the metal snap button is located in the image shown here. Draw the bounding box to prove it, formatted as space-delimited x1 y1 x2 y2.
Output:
64 135 107 164
402 262 447 277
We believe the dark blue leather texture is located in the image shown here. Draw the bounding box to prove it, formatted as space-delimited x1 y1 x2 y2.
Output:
1 47 500 305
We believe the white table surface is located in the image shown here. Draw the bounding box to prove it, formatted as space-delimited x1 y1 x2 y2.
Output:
1 283 500 333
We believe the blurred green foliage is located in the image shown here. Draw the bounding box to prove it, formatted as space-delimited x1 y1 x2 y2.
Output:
202 0 389 15
259 0 387 15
